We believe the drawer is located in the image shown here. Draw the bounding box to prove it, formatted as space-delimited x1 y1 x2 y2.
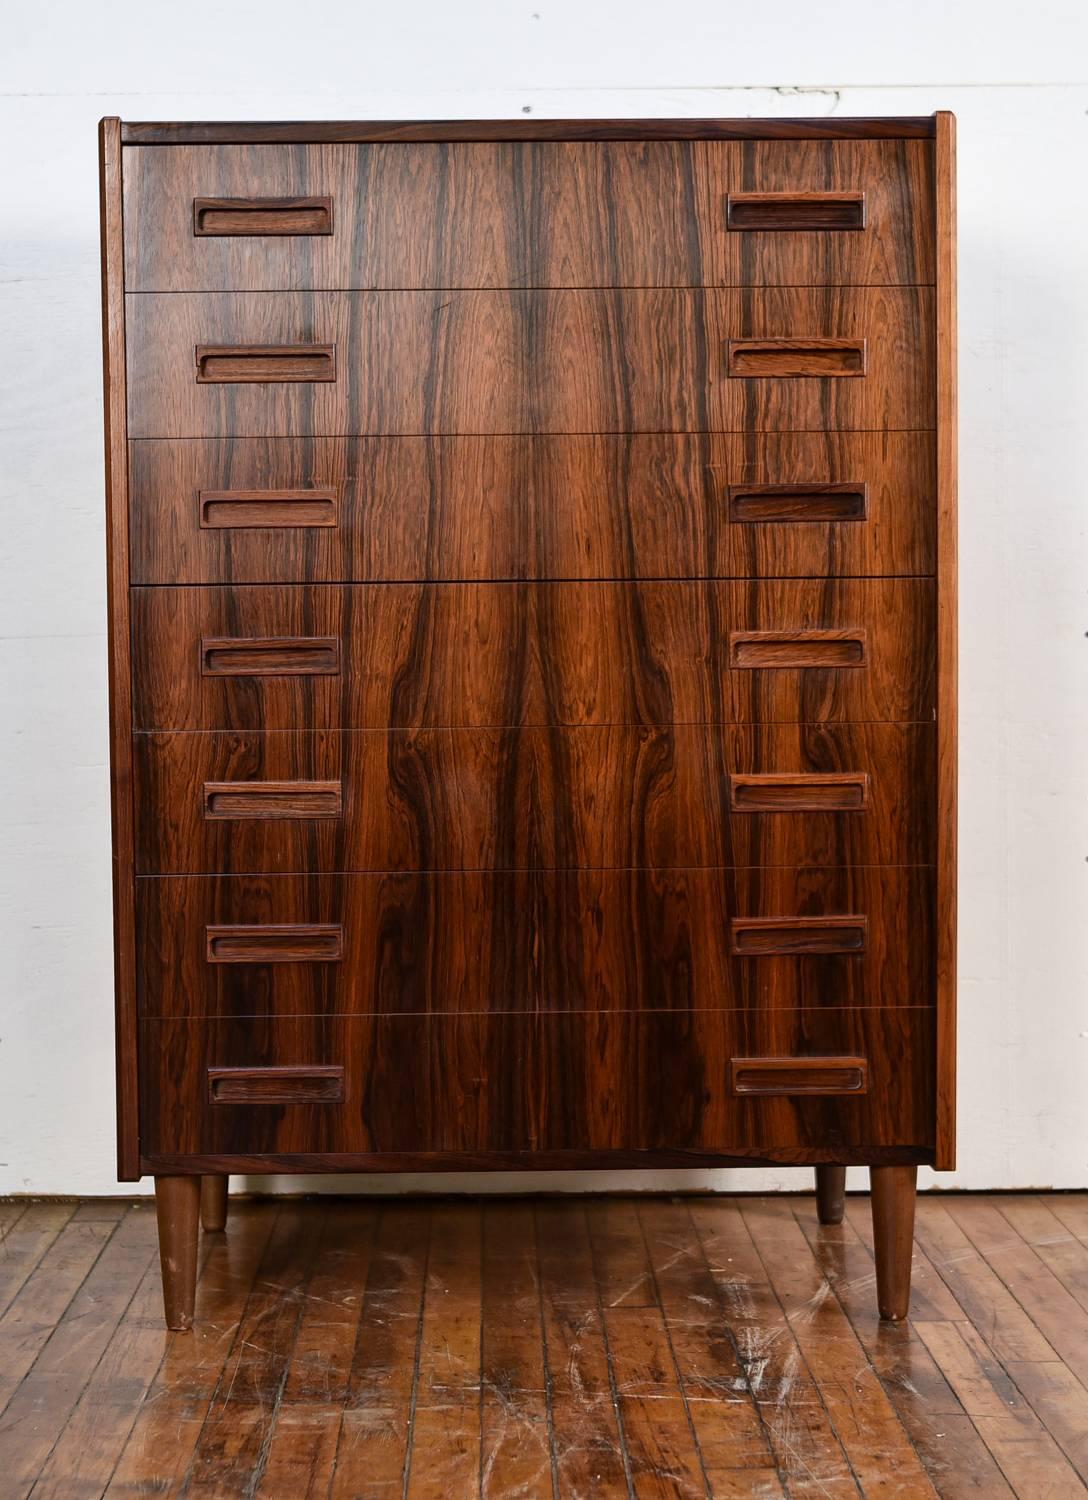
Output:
136 866 934 1019
138 1007 935 1160
132 722 935 874
124 288 934 438
128 430 936 586
131 579 934 730
122 140 933 293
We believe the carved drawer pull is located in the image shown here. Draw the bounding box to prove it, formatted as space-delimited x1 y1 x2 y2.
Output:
730 1056 868 1096
195 344 336 383
199 488 339 529
728 773 870 813
207 1066 344 1104
726 192 866 232
729 630 867 669
205 924 344 963
202 781 343 820
729 916 868 956
200 636 341 677
193 196 334 237
728 483 868 524
726 339 867 378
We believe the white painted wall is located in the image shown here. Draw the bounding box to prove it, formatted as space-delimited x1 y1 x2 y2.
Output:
2 0 1086 1197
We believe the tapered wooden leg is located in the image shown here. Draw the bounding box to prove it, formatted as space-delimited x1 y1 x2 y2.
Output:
200 1174 229 1233
154 1175 200 1331
870 1165 918 1322
815 1165 847 1225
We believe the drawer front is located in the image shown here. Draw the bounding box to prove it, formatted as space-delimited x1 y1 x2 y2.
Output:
136 866 934 1019
123 140 933 293
138 1008 935 1158
128 430 936 586
125 288 934 438
131 579 934 731
726 139 934 286
133 723 934 874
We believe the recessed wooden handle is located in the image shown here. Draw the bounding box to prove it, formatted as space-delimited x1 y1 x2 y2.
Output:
729 630 867 669
202 781 343 820
207 1066 344 1104
726 339 867 378
726 192 866 232
205 924 344 963
200 636 341 677
730 1057 868 1096
193 196 334 236
729 916 868 957
729 773 870 813
728 483 868 524
199 488 339 529
195 345 336 384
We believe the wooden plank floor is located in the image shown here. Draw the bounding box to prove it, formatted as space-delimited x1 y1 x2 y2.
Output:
2 1195 1088 1497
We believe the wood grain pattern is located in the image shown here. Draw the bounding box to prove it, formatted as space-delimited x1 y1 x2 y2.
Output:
136 865 935 1018
124 287 935 437
128 430 937 584
935 111 958 1173
133 722 935 874
138 1008 935 1160
131 579 934 731
123 138 934 290
99 118 139 1181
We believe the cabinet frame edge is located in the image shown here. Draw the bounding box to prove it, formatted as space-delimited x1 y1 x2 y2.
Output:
100 116 140 1180
934 110 958 1171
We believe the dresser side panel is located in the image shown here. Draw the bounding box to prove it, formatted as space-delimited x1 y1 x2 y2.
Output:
934 113 958 1170
101 118 139 1179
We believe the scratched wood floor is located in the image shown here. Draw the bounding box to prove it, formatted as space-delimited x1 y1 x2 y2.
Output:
2 1195 1088 1497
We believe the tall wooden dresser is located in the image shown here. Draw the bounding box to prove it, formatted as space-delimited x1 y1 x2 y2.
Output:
100 115 956 1330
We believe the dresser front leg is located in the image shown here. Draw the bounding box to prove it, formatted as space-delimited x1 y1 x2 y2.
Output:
870 1165 918 1321
815 1165 847 1225
200 1174 229 1233
154 1175 201 1330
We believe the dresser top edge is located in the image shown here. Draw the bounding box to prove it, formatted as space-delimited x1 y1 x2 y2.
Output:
113 116 942 146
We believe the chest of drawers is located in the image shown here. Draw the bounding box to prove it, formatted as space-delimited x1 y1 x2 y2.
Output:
99 115 956 1330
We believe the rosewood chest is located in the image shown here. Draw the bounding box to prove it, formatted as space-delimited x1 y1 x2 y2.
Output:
99 115 957 1329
